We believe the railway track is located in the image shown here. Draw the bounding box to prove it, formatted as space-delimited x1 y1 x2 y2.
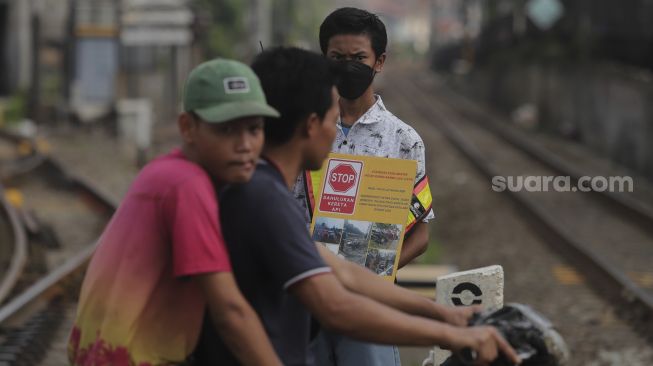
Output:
0 189 27 305
0 131 117 366
385 69 653 343
426 78 653 239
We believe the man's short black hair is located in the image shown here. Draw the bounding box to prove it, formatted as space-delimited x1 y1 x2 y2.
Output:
319 7 387 58
251 47 337 147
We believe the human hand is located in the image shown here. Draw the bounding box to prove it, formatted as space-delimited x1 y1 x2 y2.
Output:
445 325 521 366
440 305 481 327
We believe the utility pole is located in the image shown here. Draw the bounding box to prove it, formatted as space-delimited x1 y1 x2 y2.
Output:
250 0 271 55
272 0 294 46
28 12 41 122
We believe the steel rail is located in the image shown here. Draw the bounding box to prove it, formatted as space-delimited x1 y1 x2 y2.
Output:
393 74 653 341
0 192 28 304
424 80 653 237
0 131 118 326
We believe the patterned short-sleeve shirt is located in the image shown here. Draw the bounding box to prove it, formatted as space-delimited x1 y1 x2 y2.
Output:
293 95 435 224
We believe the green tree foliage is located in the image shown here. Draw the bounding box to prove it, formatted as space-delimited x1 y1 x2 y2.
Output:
1 92 27 125
273 0 329 49
193 0 330 59
193 0 248 59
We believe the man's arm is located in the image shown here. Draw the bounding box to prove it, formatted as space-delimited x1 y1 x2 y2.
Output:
291 273 520 365
317 244 475 326
398 222 430 268
195 272 283 366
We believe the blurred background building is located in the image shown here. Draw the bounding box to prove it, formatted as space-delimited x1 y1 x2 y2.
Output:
429 0 653 180
0 0 652 178
0 0 430 126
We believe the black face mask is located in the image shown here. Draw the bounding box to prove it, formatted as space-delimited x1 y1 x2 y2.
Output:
335 60 375 100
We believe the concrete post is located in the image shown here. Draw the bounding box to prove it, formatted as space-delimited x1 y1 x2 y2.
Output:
117 98 152 167
423 265 504 366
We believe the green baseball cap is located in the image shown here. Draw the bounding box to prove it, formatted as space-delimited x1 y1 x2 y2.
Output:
183 58 279 123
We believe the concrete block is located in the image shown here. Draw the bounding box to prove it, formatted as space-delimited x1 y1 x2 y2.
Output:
426 265 504 365
435 265 504 310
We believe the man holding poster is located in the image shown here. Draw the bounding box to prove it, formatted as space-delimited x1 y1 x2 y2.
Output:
292 7 436 366
294 7 434 268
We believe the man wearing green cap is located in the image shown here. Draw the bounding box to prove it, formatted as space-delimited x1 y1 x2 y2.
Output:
68 59 283 366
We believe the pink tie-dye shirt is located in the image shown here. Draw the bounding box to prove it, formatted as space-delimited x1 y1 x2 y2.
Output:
69 148 231 366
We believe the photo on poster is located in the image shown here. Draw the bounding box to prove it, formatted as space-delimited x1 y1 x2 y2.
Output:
337 220 372 265
365 248 397 276
368 223 402 251
312 217 345 249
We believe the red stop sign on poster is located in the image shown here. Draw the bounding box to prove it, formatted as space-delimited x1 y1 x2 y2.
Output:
319 158 363 215
328 164 357 192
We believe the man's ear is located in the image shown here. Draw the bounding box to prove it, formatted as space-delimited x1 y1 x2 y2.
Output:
304 112 321 140
374 53 387 73
178 112 197 144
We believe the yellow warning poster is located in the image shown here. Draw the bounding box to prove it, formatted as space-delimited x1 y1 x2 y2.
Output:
309 153 417 281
